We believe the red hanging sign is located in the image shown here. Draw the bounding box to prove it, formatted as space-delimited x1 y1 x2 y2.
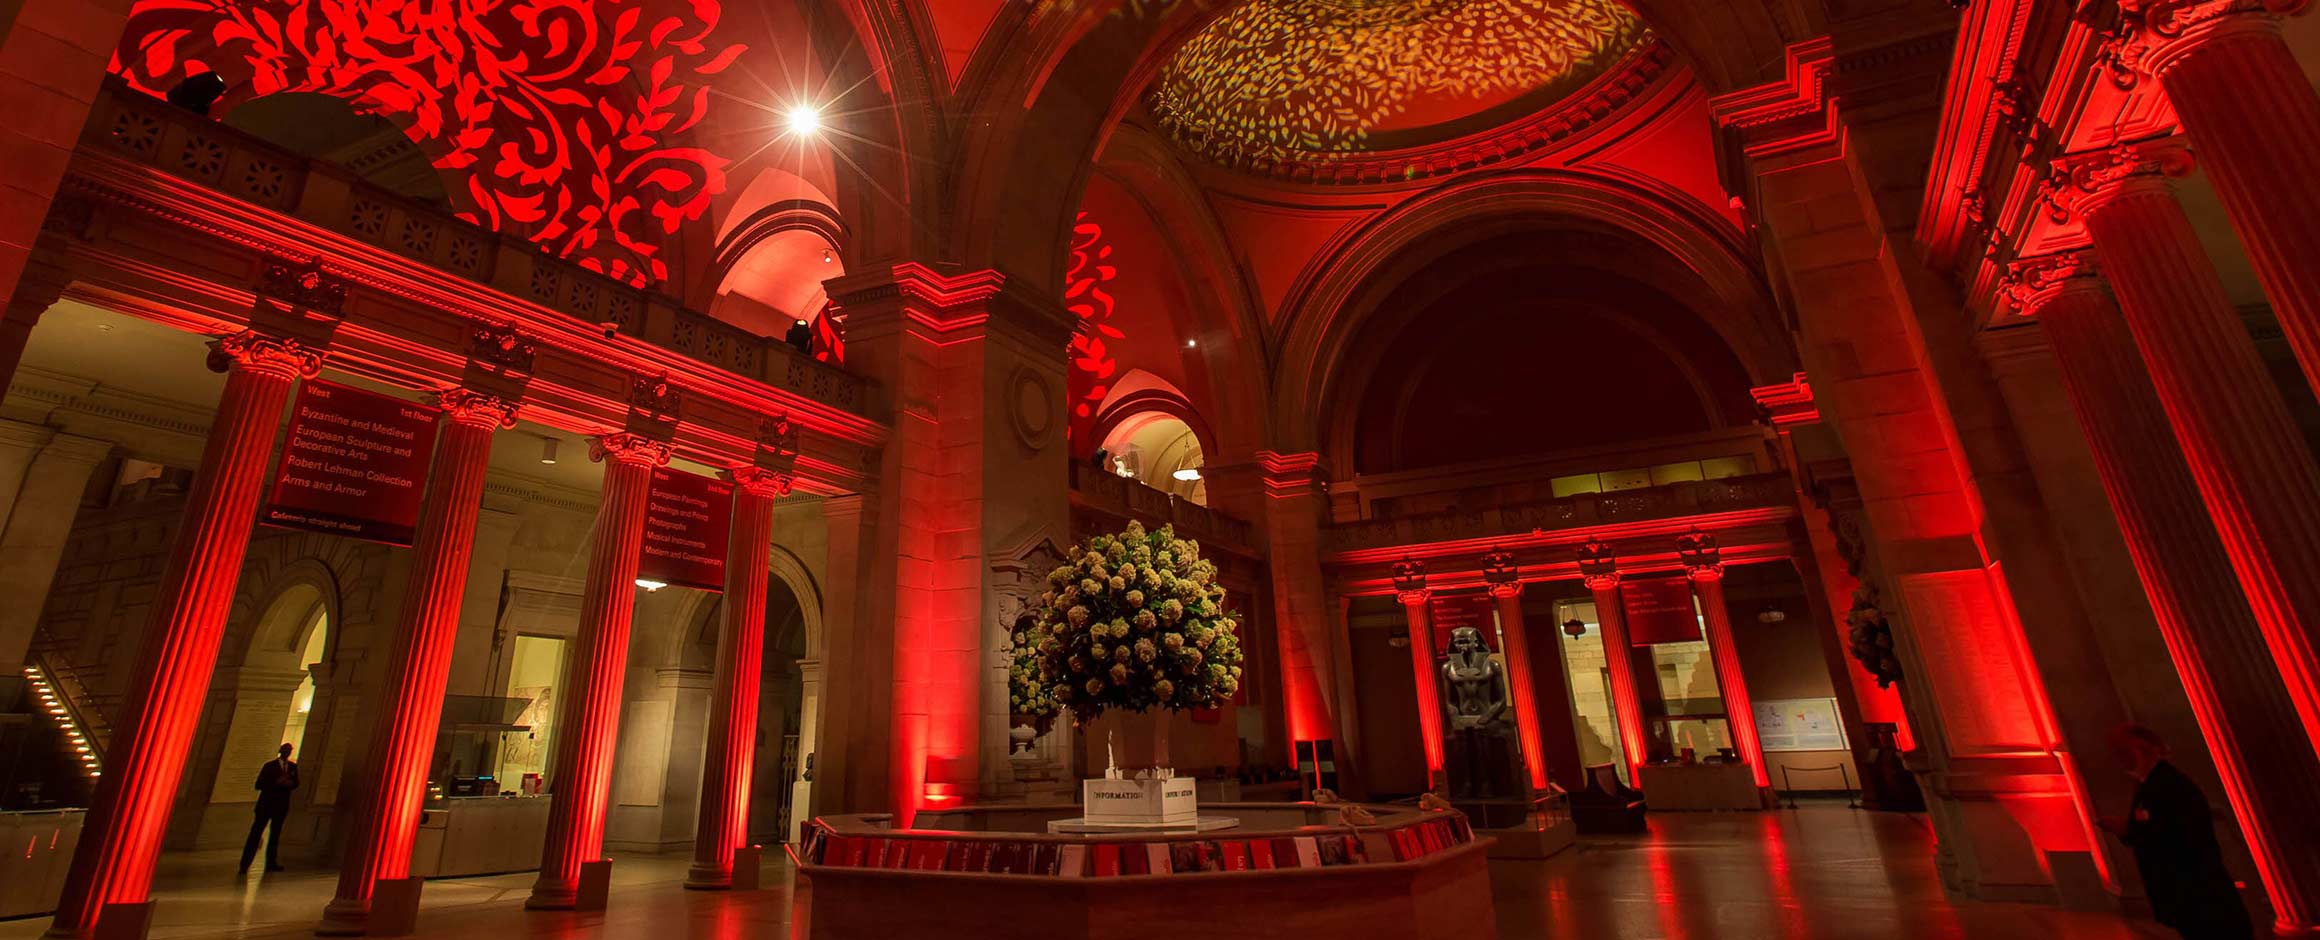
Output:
262 380 439 546
1620 577 1701 646
1427 593 1498 652
638 467 732 592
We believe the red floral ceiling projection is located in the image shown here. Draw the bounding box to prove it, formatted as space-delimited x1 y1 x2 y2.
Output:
1066 211 1121 446
110 0 745 287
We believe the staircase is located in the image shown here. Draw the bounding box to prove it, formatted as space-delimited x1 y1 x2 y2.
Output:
19 662 103 781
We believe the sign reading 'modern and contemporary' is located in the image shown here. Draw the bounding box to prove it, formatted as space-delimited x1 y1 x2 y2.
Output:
638 467 732 592
263 380 441 546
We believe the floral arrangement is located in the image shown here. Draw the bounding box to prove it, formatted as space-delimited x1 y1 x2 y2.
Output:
1010 521 1244 722
1845 585 1905 689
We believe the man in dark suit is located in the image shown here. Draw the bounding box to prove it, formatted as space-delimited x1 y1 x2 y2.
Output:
2102 724 2251 940
240 742 299 873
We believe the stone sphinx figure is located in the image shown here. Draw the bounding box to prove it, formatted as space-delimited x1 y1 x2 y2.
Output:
1439 625 1522 799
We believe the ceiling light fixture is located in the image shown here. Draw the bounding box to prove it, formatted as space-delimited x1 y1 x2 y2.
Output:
635 579 669 592
540 438 560 465
786 104 822 137
1172 468 1203 482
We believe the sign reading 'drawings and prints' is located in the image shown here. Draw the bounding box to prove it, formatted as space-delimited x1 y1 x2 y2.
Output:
263 381 440 546
1620 577 1702 647
638 467 732 592
1427 593 1498 652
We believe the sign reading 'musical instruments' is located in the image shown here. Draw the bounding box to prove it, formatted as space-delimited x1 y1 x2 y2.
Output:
638 466 732 592
262 380 440 546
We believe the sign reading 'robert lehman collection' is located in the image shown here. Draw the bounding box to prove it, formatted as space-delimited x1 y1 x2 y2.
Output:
638 467 732 592
262 380 440 546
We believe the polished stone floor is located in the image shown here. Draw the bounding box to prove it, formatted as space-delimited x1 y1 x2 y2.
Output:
0 804 2173 940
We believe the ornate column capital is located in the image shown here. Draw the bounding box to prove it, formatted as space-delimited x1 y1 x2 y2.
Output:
590 432 674 467
1390 556 1428 605
206 330 322 380
433 388 521 430
2042 139 2196 222
1999 251 2107 318
1677 529 1725 581
1576 538 1618 588
1480 545 1521 597
725 465 794 499
2106 0 2307 86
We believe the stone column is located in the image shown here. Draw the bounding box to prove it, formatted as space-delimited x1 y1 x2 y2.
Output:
1577 541 1650 785
318 389 517 935
45 330 320 940
2117 2 2320 399
788 657 823 844
527 432 669 910
0 429 110 670
1678 532 1770 794
2050 140 2320 755
1203 452 1342 769
688 459 792 889
2009 257 2320 933
1480 549 1548 792
1390 560 1445 789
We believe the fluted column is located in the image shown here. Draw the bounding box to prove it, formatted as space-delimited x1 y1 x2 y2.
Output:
2009 256 2320 934
2118 1 2320 398
687 463 791 889
318 390 517 935
2050 140 2320 757
1678 533 1770 793
527 433 669 910
1390 559 1446 787
1480 549 1549 792
45 331 319 940
1578 541 1650 786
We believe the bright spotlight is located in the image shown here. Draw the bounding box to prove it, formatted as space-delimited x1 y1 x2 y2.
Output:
786 105 822 137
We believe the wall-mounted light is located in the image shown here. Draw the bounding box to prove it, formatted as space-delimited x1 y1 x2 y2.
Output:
821 246 835 264
540 437 560 465
634 579 669 592
1185 338 1198 349
1756 606 1787 625
1172 468 1202 482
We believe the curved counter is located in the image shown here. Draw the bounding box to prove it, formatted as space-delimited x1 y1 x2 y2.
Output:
792 803 1494 939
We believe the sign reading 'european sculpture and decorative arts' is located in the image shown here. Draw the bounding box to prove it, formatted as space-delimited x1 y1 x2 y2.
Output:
262 380 439 545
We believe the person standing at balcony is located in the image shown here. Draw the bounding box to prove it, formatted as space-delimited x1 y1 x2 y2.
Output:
240 743 299 874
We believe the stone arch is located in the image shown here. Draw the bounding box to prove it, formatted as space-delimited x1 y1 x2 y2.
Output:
1268 168 1791 457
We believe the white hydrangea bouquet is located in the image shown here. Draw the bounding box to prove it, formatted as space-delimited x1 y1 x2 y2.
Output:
1011 521 1244 725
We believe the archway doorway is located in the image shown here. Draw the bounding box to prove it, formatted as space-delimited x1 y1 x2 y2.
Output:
746 574 809 845
1099 413 1207 505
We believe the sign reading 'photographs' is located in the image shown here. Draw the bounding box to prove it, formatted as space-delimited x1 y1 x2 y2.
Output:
638 467 732 592
262 380 439 546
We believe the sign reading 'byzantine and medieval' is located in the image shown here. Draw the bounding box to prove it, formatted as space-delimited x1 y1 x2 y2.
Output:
262 380 440 546
1620 577 1702 647
638 467 732 592
1427 592 1497 652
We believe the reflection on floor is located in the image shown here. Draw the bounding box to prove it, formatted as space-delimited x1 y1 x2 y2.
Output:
0 805 2170 940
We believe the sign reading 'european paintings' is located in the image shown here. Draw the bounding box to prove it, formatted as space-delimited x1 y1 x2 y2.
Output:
1427 593 1497 652
262 380 440 546
1620 577 1702 647
639 467 732 592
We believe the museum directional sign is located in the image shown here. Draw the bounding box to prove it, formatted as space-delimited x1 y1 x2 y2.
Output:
1620 576 1702 646
1426 593 1497 652
639 466 732 592
262 380 440 546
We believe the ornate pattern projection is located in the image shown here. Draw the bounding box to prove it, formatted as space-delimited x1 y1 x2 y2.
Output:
110 0 745 286
1151 0 1645 166
1065 211 1121 444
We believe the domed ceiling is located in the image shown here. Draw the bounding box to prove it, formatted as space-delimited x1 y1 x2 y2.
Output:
1151 0 1648 167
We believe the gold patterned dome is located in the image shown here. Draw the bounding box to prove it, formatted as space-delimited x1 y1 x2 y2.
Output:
1151 0 1648 167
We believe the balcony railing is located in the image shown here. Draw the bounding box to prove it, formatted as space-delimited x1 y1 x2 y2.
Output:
79 80 871 416
1321 472 1797 555
1070 464 1254 553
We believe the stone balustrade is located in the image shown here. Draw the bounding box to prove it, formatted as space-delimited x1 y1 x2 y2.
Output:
1321 472 1796 555
79 80 871 417
1069 463 1255 553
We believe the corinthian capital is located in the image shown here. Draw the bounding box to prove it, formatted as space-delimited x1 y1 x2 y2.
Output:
726 465 794 499
434 388 521 430
1999 251 2105 318
590 432 675 467
2041 139 2194 222
206 330 323 379
2104 0 2306 86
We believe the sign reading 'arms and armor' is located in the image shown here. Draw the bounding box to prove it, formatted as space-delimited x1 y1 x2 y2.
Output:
639 467 732 592
263 380 439 546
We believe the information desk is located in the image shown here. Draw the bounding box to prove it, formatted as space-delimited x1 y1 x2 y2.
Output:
408 795 550 877
794 803 1493 940
0 809 82 918
1636 762 1765 811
